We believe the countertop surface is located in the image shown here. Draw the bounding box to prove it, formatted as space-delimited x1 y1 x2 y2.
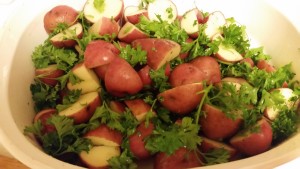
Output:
0 0 299 168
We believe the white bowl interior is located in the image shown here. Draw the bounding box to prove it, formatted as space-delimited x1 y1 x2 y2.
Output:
1 0 300 169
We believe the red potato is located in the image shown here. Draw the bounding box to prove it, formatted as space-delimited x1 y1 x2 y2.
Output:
124 6 148 24
83 0 124 23
221 77 248 91
35 64 65 86
200 104 243 140
138 65 152 86
104 57 143 97
129 122 155 159
240 58 255 67
43 5 78 34
154 147 202 169
88 17 120 38
67 63 101 94
80 146 120 169
230 118 273 156
264 88 296 121
213 34 244 63
204 11 226 39
84 40 120 69
190 56 222 84
84 124 123 147
132 38 181 70
158 83 204 115
147 0 178 24
59 91 101 124
125 99 155 122
256 59 276 73
93 64 109 80
118 22 149 43
33 109 57 134
200 137 238 161
180 8 205 39
169 63 206 87
50 22 83 48
109 101 126 114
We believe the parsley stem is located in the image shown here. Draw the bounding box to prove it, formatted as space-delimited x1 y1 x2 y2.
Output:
195 84 213 123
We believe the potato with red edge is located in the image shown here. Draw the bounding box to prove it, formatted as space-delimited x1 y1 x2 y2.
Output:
80 145 120 169
50 22 83 48
109 101 126 114
118 22 149 43
43 5 78 34
84 124 122 147
132 38 181 70
129 121 154 159
88 17 120 38
83 0 124 23
124 6 148 24
125 99 155 122
200 137 239 161
35 64 65 86
169 63 206 87
147 0 178 24
154 147 202 169
93 64 109 80
138 65 152 87
158 83 204 115
104 57 143 97
256 59 276 73
240 58 254 67
84 40 120 69
230 118 273 156
190 56 221 84
180 8 205 39
34 109 57 134
59 92 101 124
200 104 243 140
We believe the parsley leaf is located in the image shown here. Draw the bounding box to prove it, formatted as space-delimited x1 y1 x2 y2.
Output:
31 41 79 71
202 148 230 165
93 0 105 13
116 43 147 67
24 115 91 156
108 149 138 169
56 89 81 112
30 81 60 112
145 117 201 155
149 65 171 92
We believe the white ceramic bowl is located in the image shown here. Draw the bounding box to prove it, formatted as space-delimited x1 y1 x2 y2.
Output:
1 0 300 168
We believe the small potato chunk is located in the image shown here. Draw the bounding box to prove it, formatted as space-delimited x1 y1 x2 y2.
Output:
43 5 78 34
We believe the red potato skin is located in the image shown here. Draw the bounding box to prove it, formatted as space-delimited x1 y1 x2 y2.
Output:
124 99 154 121
93 64 109 80
138 65 152 86
256 60 276 73
89 17 120 37
43 5 78 34
118 22 149 43
129 122 154 159
84 124 123 146
104 57 143 97
132 38 180 70
35 65 65 86
230 118 273 156
124 6 148 24
158 83 204 115
190 56 221 84
154 147 202 169
71 95 101 124
109 101 126 114
240 58 254 67
84 40 120 68
169 63 206 87
200 104 243 140
34 109 57 134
